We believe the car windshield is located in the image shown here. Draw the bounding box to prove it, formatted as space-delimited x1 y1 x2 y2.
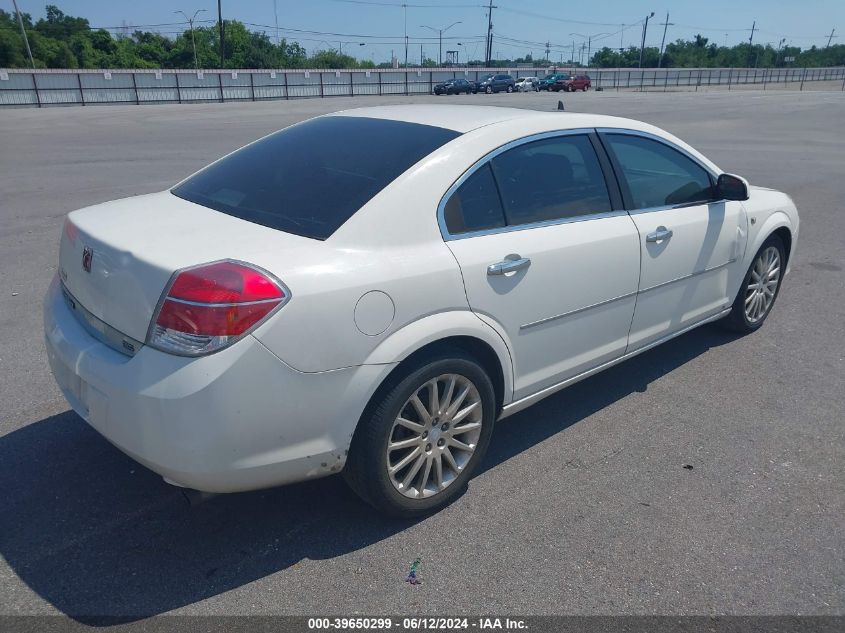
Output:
172 116 461 240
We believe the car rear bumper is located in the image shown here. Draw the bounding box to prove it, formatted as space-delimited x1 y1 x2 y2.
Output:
43 276 392 493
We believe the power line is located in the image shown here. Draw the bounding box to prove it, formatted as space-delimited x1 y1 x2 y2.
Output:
496 6 636 28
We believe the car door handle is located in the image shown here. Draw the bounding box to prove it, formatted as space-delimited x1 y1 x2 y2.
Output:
646 226 674 243
487 256 531 276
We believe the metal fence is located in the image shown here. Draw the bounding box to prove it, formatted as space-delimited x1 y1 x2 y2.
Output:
1 66 844 107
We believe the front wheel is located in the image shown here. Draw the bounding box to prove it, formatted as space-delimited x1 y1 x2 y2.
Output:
485 85 492 94
344 352 496 517
506 85 513 93
721 234 786 333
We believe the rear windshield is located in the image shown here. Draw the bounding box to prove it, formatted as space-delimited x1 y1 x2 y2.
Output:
172 116 460 240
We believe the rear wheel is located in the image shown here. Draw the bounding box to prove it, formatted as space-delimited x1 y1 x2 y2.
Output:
721 234 786 333
344 352 496 517
506 85 514 93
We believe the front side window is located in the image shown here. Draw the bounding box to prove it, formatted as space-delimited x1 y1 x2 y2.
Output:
602 133 714 210
172 116 460 240
491 134 613 226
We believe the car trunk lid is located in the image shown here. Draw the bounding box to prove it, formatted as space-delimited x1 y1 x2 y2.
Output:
59 191 317 344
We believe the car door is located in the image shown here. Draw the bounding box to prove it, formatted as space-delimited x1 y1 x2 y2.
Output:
599 130 748 351
441 131 641 400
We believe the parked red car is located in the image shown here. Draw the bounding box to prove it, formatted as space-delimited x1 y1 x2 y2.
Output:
553 74 592 92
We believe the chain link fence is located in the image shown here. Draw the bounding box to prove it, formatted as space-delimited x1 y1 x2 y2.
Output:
1 66 843 107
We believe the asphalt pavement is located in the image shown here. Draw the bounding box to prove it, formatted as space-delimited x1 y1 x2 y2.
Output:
0 90 843 620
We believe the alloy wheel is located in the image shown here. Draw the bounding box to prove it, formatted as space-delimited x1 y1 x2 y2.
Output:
386 374 483 499
744 246 781 323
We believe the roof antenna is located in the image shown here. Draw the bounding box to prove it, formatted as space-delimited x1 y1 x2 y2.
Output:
557 99 565 111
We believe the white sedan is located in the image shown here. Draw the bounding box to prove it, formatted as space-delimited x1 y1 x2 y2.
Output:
44 105 799 516
515 76 539 92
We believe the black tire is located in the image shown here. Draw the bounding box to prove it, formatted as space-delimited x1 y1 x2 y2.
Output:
506 85 513 93
343 350 496 517
485 85 492 94
721 234 786 333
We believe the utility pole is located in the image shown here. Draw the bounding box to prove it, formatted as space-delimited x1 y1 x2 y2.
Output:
273 0 279 44
748 20 756 67
826 28 836 48
657 13 673 68
11 0 35 69
485 0 496 66
217 0 224 67
175 9 207 70
545 41 550 62
571 40 575 64
420 43 423 66
639 12 654 69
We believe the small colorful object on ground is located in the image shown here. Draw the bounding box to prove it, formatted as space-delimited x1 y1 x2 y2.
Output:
405 557 422 585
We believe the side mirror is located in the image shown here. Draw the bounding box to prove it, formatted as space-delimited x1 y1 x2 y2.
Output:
716 173 749 201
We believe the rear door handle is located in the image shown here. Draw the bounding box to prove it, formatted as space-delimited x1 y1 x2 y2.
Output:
487 256 531 276
646 226 673 243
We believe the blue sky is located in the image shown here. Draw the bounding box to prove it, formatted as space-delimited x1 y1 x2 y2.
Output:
11 0 844 63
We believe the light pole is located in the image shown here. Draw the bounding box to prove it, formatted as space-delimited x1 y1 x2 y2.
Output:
175 9 207 70
402 3 408 68
11 0 34 69
217 0 224 68
570 31 611 67
421 21 462 66
639 12 655 69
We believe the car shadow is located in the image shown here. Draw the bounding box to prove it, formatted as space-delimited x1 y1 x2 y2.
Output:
0 323 741 623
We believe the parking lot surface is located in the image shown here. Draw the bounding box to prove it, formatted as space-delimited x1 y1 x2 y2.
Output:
0 90 843 619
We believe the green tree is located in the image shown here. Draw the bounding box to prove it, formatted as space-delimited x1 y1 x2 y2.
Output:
2 4 843 71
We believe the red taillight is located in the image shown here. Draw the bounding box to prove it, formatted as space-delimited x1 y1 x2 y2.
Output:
147 260 288 356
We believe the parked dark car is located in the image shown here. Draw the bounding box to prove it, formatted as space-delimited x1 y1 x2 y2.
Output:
478 73 516 94
536 73 570 90
554 74 592 92
433 78 476 95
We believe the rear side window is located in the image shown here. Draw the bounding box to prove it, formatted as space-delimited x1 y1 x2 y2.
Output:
172 116 460 240
443 164 506 234
602 134 713 209
491 134 612 226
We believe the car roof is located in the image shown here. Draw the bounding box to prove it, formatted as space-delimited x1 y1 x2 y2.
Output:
329 105 657 135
